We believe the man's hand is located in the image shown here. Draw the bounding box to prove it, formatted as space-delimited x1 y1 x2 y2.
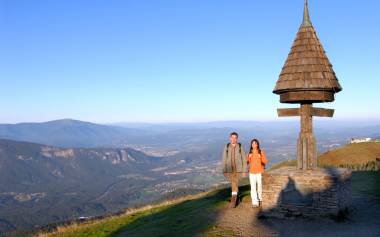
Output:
242 172 247 177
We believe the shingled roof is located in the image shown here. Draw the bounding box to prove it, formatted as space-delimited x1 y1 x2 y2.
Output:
273 0 342 99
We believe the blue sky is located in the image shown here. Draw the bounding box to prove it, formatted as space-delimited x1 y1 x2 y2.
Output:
0 0 379 123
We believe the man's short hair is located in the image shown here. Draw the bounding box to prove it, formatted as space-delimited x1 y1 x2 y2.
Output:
230 132 238 137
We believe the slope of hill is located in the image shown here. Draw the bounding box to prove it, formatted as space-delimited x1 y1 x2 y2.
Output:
33 142 380 237
0 138 228 235
35 189 231 237
0 139 177 234
270 142 380 171
318 142 380 170
35 171 380 237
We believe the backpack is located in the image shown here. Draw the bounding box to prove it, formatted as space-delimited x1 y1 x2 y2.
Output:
225 143 242 156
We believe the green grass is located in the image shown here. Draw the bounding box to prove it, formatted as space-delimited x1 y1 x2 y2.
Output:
40 189 236 237
351 171 380 198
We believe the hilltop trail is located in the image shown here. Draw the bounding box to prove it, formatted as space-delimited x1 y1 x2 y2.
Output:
214 201 275 237
211 195 380 237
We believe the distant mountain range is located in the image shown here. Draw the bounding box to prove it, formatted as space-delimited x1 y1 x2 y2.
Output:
0 119 150 148
1 118 380 150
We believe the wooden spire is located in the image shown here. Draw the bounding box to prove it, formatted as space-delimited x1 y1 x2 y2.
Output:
273 0 342 103
302 0 312 27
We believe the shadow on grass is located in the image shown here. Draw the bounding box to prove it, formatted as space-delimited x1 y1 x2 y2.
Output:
107 188 233 237
351 171 380 198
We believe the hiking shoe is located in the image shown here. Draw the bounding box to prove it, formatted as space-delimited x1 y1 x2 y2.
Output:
229 195 237 208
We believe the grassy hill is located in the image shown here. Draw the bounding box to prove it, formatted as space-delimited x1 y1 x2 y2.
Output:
319 142 380 170
34 188 235 237
270 142 380 171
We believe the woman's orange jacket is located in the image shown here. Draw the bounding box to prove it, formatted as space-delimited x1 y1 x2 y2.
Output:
247 150 268 174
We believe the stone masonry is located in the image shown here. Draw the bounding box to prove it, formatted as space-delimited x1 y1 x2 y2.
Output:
260 167 352 219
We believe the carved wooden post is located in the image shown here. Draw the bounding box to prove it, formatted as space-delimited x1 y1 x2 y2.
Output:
273 0 342 170
298 103 316 170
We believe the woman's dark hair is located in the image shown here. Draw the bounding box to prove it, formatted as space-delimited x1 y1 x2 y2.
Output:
249 138 261 155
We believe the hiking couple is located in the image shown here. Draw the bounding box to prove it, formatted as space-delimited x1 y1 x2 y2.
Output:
221 132 268 208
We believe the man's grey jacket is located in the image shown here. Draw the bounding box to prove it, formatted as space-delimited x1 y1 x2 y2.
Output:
221 143 248 173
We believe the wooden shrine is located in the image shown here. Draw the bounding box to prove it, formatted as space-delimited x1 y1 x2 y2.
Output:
261 0 351 220
273 0 342 170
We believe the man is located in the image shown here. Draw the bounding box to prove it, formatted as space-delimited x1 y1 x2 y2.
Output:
221 132 248 208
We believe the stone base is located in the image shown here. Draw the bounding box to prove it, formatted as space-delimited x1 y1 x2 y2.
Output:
260 167 352 219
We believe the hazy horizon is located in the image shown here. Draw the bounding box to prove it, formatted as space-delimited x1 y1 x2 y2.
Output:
1 117 380 126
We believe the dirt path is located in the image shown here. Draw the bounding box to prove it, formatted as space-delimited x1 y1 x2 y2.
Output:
213 196 380 237
214 197 276 237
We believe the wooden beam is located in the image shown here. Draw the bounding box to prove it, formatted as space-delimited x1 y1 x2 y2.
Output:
311 107 334 117
277 107 334 117
277 108 300 117
279 91 335 103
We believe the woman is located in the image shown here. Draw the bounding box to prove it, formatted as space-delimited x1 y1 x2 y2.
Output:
247 139 268 207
